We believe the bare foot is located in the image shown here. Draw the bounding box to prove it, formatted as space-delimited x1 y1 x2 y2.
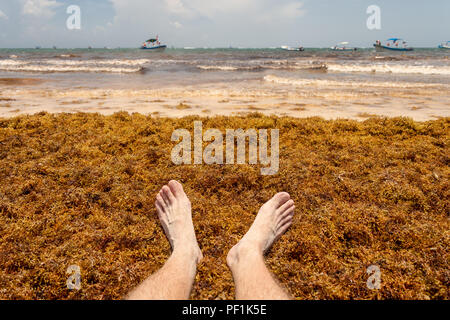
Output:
155 180 202 263
227 192 294 266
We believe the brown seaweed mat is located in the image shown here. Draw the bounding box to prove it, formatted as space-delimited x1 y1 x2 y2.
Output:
0 112 448 299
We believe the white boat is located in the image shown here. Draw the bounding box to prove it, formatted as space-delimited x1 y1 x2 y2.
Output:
281 45 304 52
374 38 413 52
141 36 167 52
331 42 357 51
438 41 450 49
141 45 166 52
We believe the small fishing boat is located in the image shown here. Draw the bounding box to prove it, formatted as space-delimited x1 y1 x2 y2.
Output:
331 42 357 51
438 41 450 49
373 38 413 52
281 45 304 52
141 36 167 52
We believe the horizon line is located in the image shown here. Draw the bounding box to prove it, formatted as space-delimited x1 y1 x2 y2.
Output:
0 46 444 50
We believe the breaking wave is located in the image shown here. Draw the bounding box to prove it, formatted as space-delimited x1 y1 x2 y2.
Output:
327 63 450 75
0 58 150 73
196 60 327 72
263 75 442 88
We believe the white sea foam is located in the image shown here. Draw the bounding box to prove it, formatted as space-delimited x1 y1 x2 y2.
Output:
196 61 325 71
0 65 143 73
43 59 151 66
0 58 148 73
327 63 450 75
0 59 25 66
263 75 442 88
197 65 239 71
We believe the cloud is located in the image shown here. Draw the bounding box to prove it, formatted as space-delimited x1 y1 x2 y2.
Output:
22 0 62 18
110 1 305 23
278 2 305 19
105 0 308 46
181 0 256 19
164 0 305 21
0 9 8 20
257 1 305 23
165 0 194 18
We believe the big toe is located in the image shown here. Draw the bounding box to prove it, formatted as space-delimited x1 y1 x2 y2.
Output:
168 180 185 198
269 192 290 209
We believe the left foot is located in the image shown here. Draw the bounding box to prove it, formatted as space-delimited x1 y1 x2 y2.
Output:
155 180 203 263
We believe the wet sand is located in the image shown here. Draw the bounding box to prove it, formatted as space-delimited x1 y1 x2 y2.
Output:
0 78 45 86
0 77 448 120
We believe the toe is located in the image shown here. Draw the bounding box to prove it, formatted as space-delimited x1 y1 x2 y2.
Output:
155 200 163 214
159 190 170 206
278 210 294 228
277 221 293 238
279 204 295 219
162 186 175 204
270 192 290 208
156 193 166 208
155 200 168 224
168 180 185 198
277 199 294 214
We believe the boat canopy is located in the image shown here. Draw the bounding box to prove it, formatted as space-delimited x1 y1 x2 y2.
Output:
339 42 349 45
387 38 402 42
146 39 157 43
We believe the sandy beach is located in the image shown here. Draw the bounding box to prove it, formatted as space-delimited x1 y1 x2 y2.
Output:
0 48 449 120
0 48 449 300
0 76 449 120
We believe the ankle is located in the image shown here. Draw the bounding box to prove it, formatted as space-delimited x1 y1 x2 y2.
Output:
172 243 202 263
227 241 263 270
240 236 266 255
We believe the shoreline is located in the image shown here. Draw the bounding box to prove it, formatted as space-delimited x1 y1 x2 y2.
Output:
0 80 448 121
0 110 449 123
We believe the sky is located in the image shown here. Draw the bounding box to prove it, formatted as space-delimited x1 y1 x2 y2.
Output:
0 0 448 48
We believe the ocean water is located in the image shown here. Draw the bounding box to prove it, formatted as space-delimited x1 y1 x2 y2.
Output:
0 47 449 83
0 48 449 120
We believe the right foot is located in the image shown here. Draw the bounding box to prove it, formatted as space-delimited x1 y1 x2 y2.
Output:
155 180 203 263
227 193 295 267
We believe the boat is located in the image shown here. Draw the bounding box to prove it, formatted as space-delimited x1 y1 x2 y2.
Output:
281 45 304 52
373 38 413 52
331 42 357 51
141 36 167 52
438 41 450 49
